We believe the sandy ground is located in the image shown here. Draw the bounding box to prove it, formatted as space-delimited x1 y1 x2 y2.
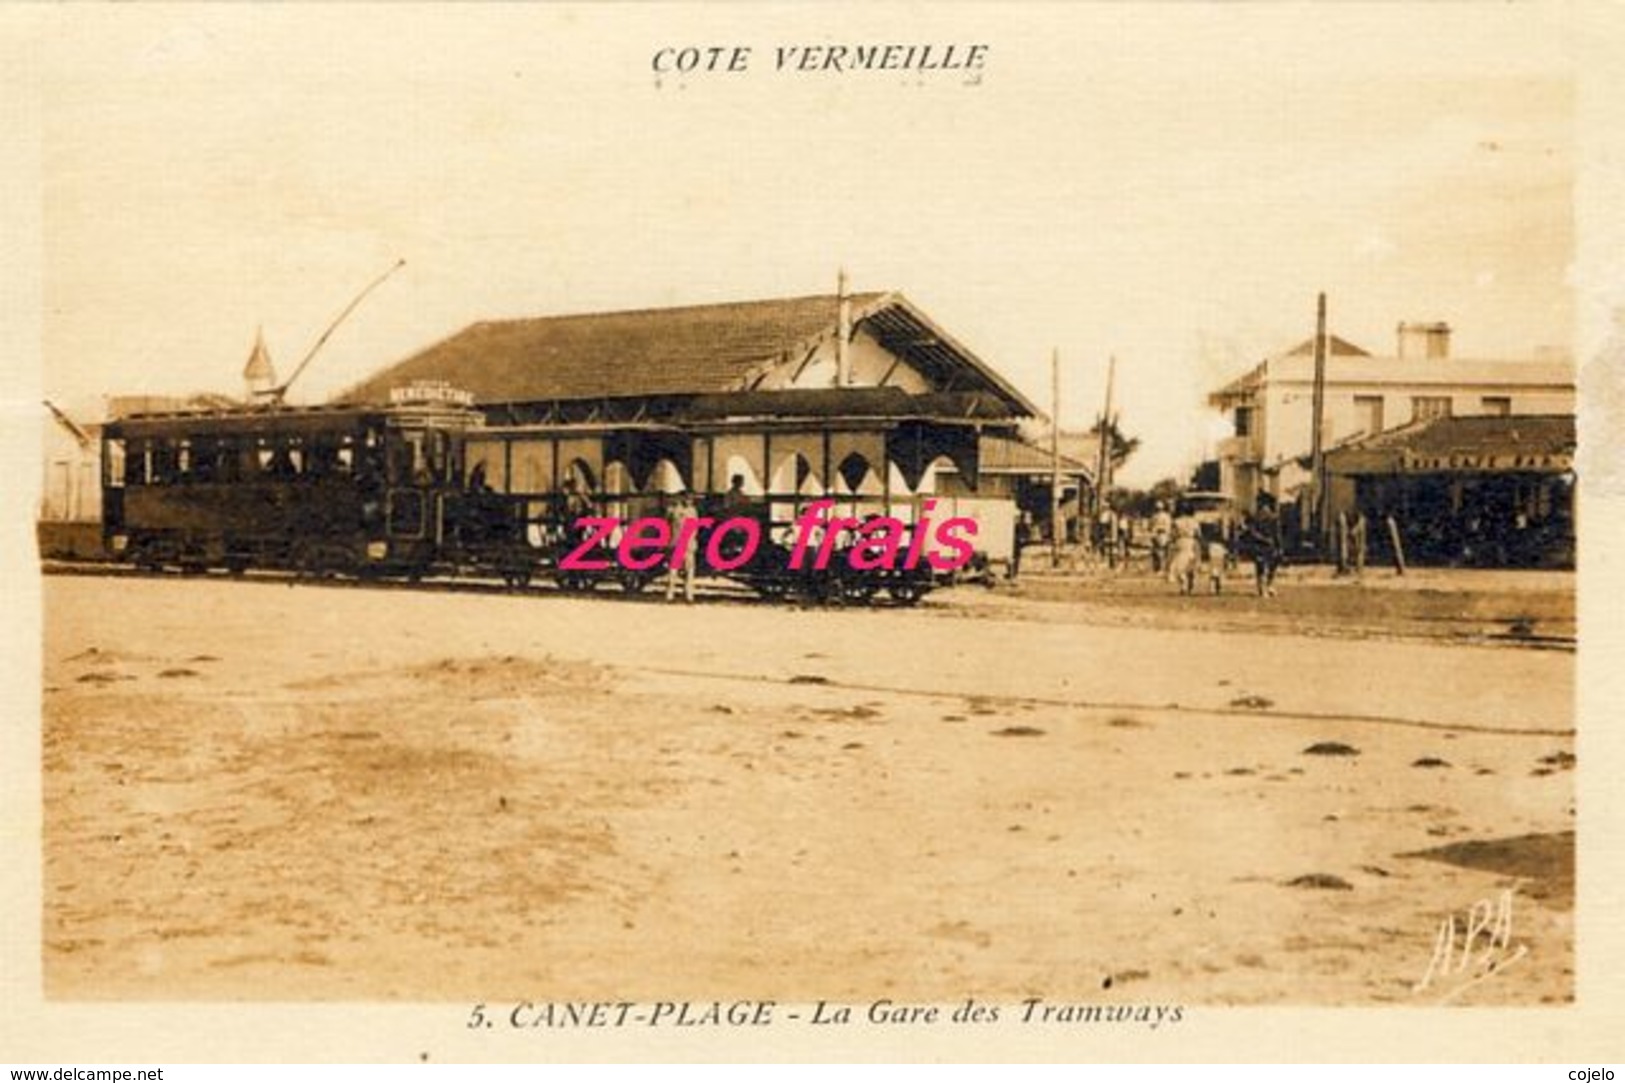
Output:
40 572 1575 1005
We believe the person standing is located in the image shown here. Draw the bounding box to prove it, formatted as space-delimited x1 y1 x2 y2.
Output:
1350 509 1369 578
1149 501 1173 576
1168 509 1200 595
664 490 700 604
1246 504 1283 597
1204 525 1228 595
1011 509 1032 580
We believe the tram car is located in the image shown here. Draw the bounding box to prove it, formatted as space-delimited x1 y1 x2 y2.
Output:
99 395 951 604
100 397 539 584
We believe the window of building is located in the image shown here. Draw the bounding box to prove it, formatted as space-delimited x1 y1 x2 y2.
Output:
1234 406 1253 438
1411 396 1453 422
1353 395 1384 436
1481 396 1512 417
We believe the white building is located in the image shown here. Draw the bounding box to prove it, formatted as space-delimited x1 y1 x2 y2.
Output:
1207 322 1574 512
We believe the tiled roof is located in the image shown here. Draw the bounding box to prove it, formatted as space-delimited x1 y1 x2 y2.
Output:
1341 413 1573 455
1326 413 1575 475
338 292 1037 416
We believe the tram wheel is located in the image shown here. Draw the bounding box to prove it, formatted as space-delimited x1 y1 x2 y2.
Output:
843 581 880 604
888 581 926 605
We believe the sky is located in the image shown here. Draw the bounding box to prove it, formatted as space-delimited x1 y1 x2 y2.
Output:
35 3 1577 486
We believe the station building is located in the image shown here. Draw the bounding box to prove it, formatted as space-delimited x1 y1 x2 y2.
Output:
339 290 1090 566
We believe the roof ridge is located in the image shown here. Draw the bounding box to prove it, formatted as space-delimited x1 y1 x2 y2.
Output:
466 291 893 331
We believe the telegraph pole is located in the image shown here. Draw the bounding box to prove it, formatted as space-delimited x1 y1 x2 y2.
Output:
1050 347 1062 567
1308 292 1328 547
1095 354 1117 511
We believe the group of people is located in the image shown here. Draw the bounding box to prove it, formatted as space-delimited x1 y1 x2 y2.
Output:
1147 500 1284 598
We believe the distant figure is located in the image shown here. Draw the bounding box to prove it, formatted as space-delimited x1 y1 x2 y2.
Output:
1244 506 1283 597
722 473 751 512
1149 501 1173 576
1011 509 1033 580
665 490 700 604
468 462 491 493
1204 526 1228 595
561 476 592 521
1168 511 1201 595
1350 510 1369 577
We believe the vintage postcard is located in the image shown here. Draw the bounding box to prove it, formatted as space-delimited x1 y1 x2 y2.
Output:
3 1 1624 1064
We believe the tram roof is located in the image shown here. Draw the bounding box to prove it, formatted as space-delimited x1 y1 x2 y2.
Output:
103 401 478 437
336 292 1038 418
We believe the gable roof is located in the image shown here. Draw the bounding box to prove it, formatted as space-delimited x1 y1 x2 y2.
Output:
1282 334 1371 358
1211 335 1371 403
338 292 1037 417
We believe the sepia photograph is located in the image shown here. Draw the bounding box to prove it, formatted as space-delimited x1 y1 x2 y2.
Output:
4 0 1624 1065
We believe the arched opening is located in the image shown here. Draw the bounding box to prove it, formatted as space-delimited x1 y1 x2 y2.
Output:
836 452 884 496
647 458 687 495
770 451 823 497
560 458 599 521
833 450 886 522
602 460 635 523
722 455 766 496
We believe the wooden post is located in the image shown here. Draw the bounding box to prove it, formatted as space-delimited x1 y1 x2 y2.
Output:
1386 514 1407 576
1335 510 1350 575
1094 355 1117 567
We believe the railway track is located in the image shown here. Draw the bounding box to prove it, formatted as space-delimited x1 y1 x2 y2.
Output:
36 558 928 609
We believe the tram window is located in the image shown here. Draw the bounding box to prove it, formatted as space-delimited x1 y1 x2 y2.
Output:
388 432 433 484
212 436 242 483
308 435 339 478
428 431 450 483
192 438 218 482
262 437 304 478
104 439 127 488
387 438 414 485
130 442 151 486
336 439 355 473
176 439 193 481
151 441 178 485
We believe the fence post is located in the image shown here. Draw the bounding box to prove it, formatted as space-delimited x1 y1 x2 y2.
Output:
1385 515 1407 576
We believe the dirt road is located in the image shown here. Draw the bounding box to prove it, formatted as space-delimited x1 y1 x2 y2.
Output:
41 575 1575 1004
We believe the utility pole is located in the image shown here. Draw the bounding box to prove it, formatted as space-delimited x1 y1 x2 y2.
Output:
1095 354 1117 514
1050 347 1062 567
1308 292 1328 548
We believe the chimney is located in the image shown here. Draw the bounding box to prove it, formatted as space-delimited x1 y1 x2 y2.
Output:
1397 321 1451 360
836 268 852 387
